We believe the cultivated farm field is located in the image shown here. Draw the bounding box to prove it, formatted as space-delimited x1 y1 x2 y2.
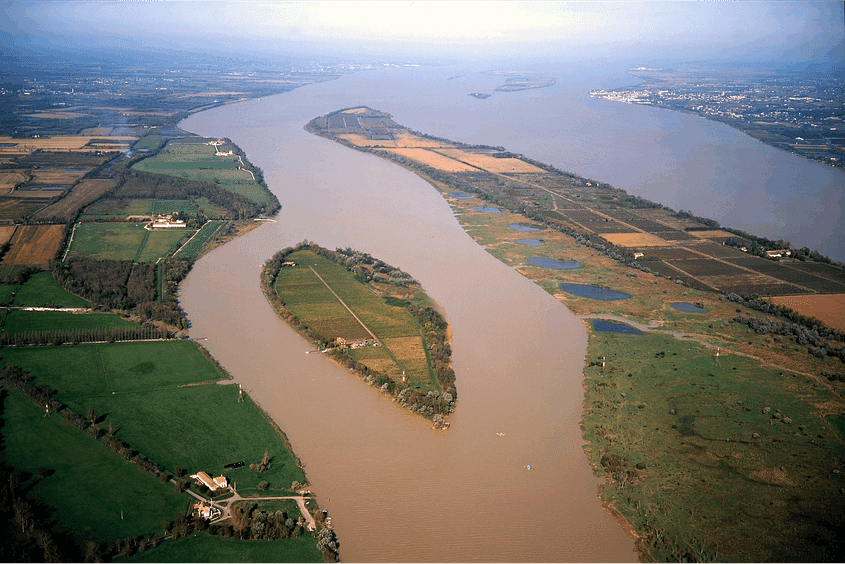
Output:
66 222 189 262
1 224 65 267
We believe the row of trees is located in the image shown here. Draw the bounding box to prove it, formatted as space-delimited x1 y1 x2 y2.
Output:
733 313 845 363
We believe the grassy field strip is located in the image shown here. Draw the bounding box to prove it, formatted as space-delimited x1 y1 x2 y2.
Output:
173 219 225 258
133 226 151 262
307 265 380 345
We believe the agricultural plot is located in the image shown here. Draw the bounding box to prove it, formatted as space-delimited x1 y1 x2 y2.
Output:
3 341 307 496
8 271 89 307
32 178 116 223
435 149 546 173
132 138 274 207
0 310 136 336
1 390 188 548
1 224 65 267
0 196 52 220
770 293 845 332
274 249 433 387
67 222 189 262
173 220 225 259
379 148 478 172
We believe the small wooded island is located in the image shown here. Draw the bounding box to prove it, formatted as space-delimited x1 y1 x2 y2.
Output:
305 106 845 562
261 242 455 429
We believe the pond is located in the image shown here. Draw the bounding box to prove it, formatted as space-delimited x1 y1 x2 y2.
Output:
509 223 542 232
592 319 643 335
64 169 89 173
671 302 707 312
471 206 500 213
450 192 472 199
559 283 632 301
527 257 581 269
516 239 545 247
40 186 65 190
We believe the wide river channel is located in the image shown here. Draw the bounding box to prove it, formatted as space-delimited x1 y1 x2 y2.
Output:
179 64 843 562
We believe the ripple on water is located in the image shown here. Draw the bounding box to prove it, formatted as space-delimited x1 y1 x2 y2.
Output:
527 257 580 269
559 282 631 301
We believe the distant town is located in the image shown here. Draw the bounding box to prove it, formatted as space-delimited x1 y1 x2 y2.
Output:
592 65 844 169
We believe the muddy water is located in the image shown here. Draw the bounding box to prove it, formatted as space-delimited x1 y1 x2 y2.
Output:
179 69 635 562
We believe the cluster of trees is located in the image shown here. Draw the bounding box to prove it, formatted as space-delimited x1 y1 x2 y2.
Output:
408 304 456 402
723 229 840 266
733 313 845 363
726 293 844 342
50 256 190 329
210 504 307 542
52 258 155 310
0 464 68 562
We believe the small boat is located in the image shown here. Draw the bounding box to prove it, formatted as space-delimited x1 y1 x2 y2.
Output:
496 432 505 437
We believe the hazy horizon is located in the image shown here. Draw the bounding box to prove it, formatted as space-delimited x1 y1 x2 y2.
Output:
2 1 843 68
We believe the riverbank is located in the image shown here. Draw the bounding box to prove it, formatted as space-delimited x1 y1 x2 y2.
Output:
306 107 845 561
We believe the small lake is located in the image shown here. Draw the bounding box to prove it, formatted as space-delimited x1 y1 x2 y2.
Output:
559 283 632 301
527 257 581 269
64 169 88 173
671 302 707 312
471 206 500 213
509 223 542 232
592 319 643 334
450 192 472 199
40 186 65 190
517 239 545 247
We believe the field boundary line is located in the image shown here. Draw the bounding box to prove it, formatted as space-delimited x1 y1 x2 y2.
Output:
307 265 381 346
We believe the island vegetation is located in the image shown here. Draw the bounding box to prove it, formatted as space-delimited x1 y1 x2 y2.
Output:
261 241 455 428
307 106 845 562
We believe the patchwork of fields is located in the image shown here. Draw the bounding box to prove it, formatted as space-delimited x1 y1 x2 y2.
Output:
274 249 435 390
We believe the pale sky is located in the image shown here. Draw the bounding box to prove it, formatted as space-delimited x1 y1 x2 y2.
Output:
2 1 843 64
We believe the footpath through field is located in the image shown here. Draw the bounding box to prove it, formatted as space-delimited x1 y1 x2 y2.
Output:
307 265 381 346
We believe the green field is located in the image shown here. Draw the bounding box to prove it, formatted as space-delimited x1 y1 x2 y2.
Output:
1 388 189 547
274 249 434 389
6 271 90 307
67 222 190 261
132 139 275 208
127 530 321 563
583 330 844 561
173 220 226 259
0 310 137 335
2 341 307 496
82 198 209 219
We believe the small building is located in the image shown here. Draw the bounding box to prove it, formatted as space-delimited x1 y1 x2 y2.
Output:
191 471 229 491
194 501 221 520
633 252 644 259
766 249 792 259
148 214 187 229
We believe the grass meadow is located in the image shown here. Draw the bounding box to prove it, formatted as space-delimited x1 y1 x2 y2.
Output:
8 271 90 307
127 530 321 562
0 310 137 335
2 341 307 497
67 222 189 262
1 388 188 547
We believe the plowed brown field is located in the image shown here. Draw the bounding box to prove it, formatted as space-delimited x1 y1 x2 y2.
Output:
2 224 65 267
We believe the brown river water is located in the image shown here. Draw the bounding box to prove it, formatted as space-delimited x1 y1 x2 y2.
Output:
178 67 640 562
